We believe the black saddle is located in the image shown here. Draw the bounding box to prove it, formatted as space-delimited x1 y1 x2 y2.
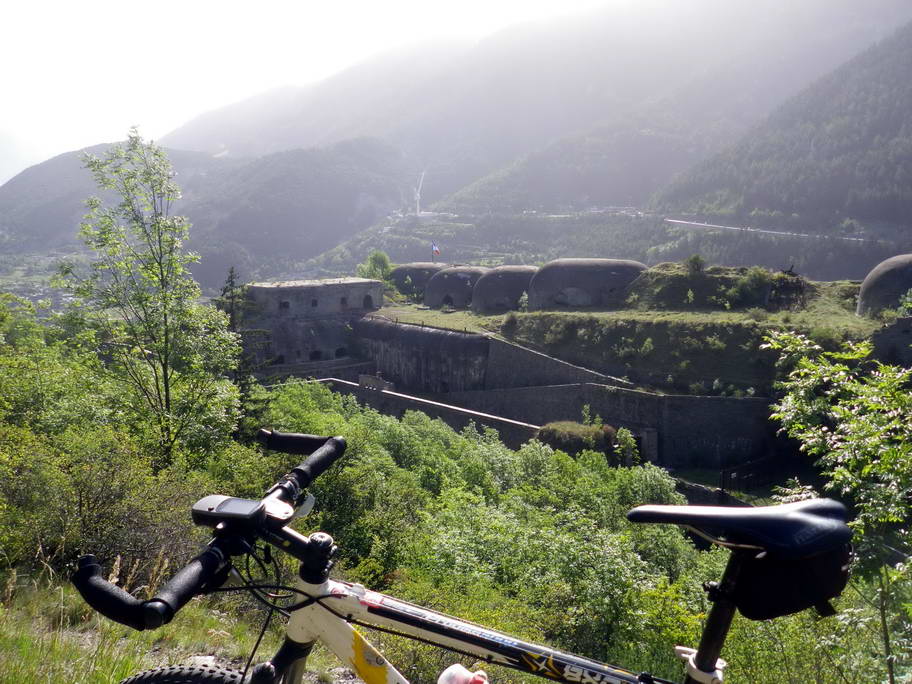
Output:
627 498 851 559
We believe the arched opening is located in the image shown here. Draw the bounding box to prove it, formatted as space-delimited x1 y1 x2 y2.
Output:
309 350 323 361
279 301 290 311
340 296 348 308
311 299 318 308
335 347 348 358
363 294 374 309
442 294 454 307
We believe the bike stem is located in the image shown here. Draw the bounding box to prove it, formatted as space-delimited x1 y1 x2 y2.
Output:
683 551 748 684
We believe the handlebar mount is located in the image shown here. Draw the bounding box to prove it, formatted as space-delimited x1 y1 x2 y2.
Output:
72 430 347 630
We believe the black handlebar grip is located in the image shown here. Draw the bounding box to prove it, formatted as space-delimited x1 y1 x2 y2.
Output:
257 429 332 455
72 555 166 631
290 436 347 488
151 546 227 621
73 548 228 631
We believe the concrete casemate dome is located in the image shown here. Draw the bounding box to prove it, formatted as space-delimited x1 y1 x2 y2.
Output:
424 266 490 308
471 265 538 313
527 258 647 311
389 262 448 295
856 254 912 317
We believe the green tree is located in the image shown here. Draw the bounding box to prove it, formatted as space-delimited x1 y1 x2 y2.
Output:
684 253 705 276
356 249 393 281
764 330 912 683
58 129 239 463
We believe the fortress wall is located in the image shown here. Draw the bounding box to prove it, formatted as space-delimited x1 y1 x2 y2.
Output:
319 318 776 468
441 384 590 426
437 384 772 468
320 379 539 448
353 318 488 393
259 360 375 384
485 338 631 389
660 394 773 469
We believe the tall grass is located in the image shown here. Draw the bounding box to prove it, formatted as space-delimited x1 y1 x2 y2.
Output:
0 579 340 683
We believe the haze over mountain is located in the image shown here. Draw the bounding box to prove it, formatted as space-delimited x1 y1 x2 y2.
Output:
3 0 912 291
438 1 912 213
164 0 912 206
653 17 912 240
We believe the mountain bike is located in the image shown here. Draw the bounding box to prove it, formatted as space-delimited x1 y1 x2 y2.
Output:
73 430 853 684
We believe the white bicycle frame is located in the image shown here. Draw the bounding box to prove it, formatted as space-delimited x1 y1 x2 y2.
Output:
277 575 674 684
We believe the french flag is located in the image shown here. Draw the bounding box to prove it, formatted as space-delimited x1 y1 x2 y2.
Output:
431 242 441 256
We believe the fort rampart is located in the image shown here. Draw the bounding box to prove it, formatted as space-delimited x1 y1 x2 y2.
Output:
439 384 772 468
352 317 773 468
318 378 540 448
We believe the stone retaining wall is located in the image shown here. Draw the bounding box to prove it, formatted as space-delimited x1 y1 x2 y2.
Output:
319 378 539 448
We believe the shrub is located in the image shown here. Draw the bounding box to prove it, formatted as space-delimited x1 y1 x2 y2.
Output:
684 254 705 276
535 421 616 458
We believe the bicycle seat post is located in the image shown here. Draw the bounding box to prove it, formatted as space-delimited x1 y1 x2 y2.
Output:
683 550 748 683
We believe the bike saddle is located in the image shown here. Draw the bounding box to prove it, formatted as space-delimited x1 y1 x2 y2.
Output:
627 498 851 559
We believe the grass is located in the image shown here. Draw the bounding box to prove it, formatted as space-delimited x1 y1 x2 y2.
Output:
0 579 342 683
377 304 504 334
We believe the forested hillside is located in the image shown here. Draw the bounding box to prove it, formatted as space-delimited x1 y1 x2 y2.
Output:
302 211 905 282
3 1 912 291
438 1 911 214
657 19 912 235
1 295 909 682
0 138 410 289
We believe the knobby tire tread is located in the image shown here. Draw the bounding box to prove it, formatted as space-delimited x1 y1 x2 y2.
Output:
119 665 246 683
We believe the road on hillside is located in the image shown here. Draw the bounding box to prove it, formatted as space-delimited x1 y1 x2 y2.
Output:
664 218 869 243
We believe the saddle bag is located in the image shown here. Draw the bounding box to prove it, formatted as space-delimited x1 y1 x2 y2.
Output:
731 543 852 621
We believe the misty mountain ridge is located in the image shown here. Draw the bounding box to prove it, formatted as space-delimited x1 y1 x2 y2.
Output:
164 0 912 206
3 0 912 292
437 1 912 213
656 16 912 236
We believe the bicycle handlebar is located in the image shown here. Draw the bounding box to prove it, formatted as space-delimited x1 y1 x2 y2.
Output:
72 545 227 630
257 430 346 503
73 429 346 630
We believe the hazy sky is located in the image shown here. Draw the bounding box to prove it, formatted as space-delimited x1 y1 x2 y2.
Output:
1 0 609 182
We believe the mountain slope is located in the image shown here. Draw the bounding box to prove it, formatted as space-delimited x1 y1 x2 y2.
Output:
162 1 912 206
655 19 912 234
0 138 409 289
0 144 237 251
438 1 912 213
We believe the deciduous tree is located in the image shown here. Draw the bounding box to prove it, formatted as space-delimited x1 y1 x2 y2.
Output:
58 130 239 463
764 330 912 683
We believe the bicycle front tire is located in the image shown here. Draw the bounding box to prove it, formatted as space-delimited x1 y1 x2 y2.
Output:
120 665 245 683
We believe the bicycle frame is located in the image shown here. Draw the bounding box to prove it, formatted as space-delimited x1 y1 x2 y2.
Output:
271 574 677 684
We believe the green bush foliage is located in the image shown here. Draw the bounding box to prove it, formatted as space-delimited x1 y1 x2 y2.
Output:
535 421 617 459
1 286 907 682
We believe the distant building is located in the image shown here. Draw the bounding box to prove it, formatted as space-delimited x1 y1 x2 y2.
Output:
856 254 912 317
471 265 538 313
243 278 383 367
528 258 647 310
424 266 490 309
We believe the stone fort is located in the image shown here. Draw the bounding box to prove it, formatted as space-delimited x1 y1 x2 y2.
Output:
243 275 778 470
